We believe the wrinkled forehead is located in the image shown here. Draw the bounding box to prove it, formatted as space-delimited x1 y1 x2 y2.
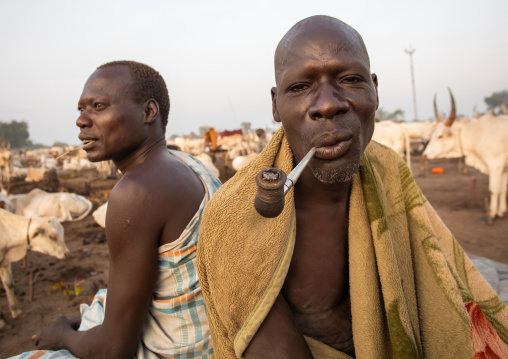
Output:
275 20 370 82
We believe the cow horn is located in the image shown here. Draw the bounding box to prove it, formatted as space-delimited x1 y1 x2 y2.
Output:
444 87 456 127
433 94 442 123
501 97 508 115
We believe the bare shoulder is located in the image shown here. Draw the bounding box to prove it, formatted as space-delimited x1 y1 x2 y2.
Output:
108 151 205 245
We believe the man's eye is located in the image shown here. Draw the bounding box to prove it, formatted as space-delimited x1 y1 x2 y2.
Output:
94 103 104 110
77 107 84 113
289 84 309 92
342 77 361 84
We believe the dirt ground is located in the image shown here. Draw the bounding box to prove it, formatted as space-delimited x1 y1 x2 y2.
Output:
1 151 507 357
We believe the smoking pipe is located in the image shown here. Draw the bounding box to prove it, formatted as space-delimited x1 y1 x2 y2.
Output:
254 147 316 218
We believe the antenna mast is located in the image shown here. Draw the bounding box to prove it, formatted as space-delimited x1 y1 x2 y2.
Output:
405 46 418 121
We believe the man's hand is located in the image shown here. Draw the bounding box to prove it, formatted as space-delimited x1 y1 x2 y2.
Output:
33 316 75 350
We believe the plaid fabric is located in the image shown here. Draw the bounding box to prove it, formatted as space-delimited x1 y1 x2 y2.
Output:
140 150 221 358
10 150 221 359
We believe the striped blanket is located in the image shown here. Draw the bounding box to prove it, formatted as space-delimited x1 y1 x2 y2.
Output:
11 150 221 359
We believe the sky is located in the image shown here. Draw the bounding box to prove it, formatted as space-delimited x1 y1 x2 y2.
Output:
0 0 506 146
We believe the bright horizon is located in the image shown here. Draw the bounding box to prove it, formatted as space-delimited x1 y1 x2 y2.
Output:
1 0 506 146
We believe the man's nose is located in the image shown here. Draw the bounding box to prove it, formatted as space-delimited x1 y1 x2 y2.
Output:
76 111 92 128
309 83 350 120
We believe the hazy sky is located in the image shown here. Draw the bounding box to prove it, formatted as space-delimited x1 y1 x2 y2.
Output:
1 0 506 146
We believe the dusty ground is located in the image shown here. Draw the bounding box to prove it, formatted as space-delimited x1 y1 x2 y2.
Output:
1 152 507 357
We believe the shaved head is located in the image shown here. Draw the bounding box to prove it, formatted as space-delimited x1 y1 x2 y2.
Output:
274 15 370 85
271 15 378 185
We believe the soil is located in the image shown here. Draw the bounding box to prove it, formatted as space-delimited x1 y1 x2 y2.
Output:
1 151 507 357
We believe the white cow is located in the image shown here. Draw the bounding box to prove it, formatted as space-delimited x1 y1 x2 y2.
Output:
170 137 206 156
372 120 411 170
10 189 93 222
0 209 68 328
399 121 436 144
424 92 508 219
232 153 258 172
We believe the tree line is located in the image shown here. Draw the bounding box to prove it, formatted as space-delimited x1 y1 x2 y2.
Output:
0 120 39 148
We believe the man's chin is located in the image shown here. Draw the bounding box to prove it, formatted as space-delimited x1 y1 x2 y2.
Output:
85 152 109 163
310 161 359 185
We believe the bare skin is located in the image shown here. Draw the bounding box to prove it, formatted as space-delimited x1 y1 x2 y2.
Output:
32 66 204 358
245 16 378 358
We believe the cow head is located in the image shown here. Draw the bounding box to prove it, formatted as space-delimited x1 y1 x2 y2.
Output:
28 217 69 259
424 89 461 159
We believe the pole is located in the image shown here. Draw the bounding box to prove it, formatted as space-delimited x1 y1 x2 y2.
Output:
405 47 418 121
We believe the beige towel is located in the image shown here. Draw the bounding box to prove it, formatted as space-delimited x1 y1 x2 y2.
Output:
198 127 508 358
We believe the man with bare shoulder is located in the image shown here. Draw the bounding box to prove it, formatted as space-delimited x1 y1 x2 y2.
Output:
11 61 220 359
197 16 508 358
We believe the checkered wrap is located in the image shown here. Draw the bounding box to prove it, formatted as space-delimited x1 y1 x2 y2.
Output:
10 150 221 359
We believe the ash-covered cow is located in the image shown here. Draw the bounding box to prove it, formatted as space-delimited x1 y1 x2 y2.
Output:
10 189 93 222
372 120 411 170
0 209 69 328
424 89 508 220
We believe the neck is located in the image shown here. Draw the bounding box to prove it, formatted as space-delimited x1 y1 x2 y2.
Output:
294 169 352 208
114 135 167 173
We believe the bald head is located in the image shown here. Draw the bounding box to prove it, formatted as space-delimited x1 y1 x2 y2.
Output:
274 16 370 85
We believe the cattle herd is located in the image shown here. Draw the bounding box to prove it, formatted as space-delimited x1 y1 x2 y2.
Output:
373 89 508 222
0 97 507 344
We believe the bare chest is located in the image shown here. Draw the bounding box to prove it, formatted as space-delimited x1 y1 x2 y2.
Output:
282 209 353 352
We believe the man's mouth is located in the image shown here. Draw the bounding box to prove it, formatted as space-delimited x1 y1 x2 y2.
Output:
82 139 96 149
314 139 352 160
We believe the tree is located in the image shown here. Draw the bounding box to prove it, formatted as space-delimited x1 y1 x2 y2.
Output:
0 120 31 148
484 90 508 112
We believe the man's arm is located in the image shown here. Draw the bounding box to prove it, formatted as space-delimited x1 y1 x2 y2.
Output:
34 180 161 358
244 294 313 359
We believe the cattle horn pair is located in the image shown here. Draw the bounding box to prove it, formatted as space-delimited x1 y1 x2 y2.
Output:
434 88 456 127
254 147 316 218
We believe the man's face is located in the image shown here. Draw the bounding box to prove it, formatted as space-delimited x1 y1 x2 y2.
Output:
76 66 146 163
272 28 378 184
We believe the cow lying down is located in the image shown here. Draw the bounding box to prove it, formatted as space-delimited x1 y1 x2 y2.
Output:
10 189 93 223
0 208 69 329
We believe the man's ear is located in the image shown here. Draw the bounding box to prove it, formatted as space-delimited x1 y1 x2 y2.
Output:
143 99 160 124
371 73 379 110
271 87 281 123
